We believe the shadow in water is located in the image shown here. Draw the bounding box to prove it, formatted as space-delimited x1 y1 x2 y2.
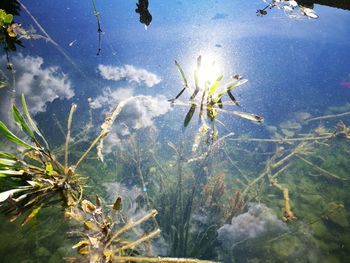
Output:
135 0 152 27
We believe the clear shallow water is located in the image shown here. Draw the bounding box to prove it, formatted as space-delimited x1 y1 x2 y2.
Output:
0 0 350 262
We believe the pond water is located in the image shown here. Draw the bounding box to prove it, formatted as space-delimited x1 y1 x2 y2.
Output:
0 0 350 262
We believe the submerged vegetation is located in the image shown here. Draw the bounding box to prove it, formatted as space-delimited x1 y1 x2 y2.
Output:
257 0 319 18
0 94 218 263
1 1 350 262
170 56 263 143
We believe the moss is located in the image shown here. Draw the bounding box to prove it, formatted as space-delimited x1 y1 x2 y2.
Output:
320 255 342 263
325 203 349 228
271 235 302 259
309 221 330 239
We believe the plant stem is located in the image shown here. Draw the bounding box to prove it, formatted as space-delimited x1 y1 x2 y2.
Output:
113 229 161 253
64 104 76 171
297 155 349 181
307 111 350 122
75 131 107 169
105 210 158 248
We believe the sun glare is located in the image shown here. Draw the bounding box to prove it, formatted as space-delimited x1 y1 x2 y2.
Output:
191 55 221 89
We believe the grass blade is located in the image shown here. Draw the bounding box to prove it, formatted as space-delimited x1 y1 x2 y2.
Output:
12 105 35 139
231 110 264 123
209 74 223 96
0 121 32 149
184 103 196 127
175 60 188 89
21 95 49 149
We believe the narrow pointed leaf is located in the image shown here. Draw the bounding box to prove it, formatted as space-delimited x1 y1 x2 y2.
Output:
0 170 25 177
209 74 223 96
21 95 49 149
199 82 209 118
0 158 19 167
168 87 186 103
12 105 35 138
0 151 17 160
231 111 264 123
0 121 32 149
217 98 223 109
175 60 188 89
0 188 27 202
227 90 239 106
22 204 43 226
190 69 200 99
113 196 122 210
184 103 196 127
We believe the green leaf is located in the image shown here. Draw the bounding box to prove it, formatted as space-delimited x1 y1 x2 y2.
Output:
22 204 43 226
0 188 27 202
184 103 196 127
0 158 18 167
175 60 188 89
0 121 32 149
0 169 24 177
217 98 223 109
0 81 8 89
231 110 264 123
45 163 53 176
21 95 49 149
214 79 247 103
190 56 202 100
209 74 223 96
227 90 239 106
12 105 35 139
199 82 209 118
0 151 17 160
190 69 200 100
113 196 122 210
3 14 13 24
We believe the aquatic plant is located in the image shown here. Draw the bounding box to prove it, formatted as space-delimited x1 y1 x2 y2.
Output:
170 56 263 143
0 96 217 262
91 0 102 55
257 0 319 19
0 97 84 224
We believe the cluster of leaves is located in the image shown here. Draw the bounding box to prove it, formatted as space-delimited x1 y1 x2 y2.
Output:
257 0 318 19
170 56 263 143
335 121 350 140
0 95 84 225
0 8 27 53
0 97 217 263
65 197 160 262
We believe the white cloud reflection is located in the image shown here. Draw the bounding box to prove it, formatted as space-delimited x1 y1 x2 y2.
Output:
98 64 161 88
0 54 74 124
89 87 170 153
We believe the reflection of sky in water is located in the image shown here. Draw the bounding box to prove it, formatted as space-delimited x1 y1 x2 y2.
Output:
4 0 350 134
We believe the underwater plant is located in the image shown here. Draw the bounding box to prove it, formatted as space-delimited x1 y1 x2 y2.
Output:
0 97 84 224
0 95 217 262
91 0 102 55
169 56 263 143
257 0 318 19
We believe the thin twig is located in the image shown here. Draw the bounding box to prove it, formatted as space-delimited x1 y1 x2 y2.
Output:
297 155 349 181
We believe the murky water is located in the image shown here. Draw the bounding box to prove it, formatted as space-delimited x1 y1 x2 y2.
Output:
1 1 350 262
